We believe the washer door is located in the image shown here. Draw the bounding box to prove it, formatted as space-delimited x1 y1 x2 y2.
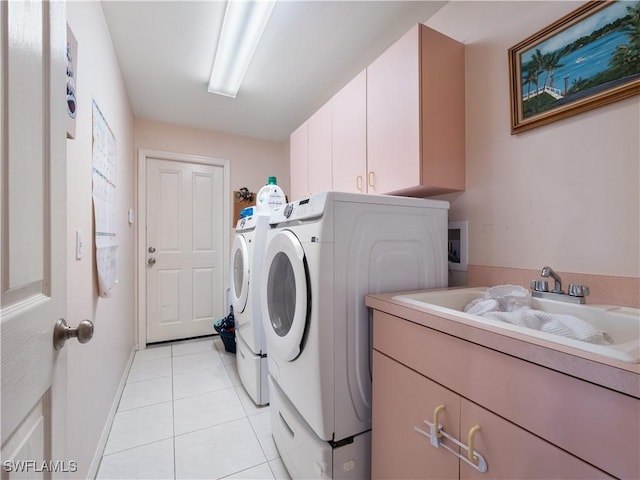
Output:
261 230 309 362
230 234 250 313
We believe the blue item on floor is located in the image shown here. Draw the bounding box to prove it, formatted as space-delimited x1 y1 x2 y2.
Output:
214 306 236 354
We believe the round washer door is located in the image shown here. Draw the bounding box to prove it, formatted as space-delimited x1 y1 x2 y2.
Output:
230 234 250 313
261 230 309 362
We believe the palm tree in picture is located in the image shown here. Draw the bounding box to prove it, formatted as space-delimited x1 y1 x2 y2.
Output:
524 66 539 99
541 51 564 91
531 48 546 94
609 1 640 76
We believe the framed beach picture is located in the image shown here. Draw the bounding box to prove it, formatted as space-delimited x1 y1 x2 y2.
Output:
509 0 640 134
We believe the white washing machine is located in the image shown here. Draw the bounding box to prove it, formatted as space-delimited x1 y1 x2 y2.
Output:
260 191 449 479
229 213 270 405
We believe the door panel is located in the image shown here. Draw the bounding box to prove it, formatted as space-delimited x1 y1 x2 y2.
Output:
146 158 225 342
1 0 68 473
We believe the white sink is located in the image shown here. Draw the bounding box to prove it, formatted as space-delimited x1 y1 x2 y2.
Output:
392 287 640 364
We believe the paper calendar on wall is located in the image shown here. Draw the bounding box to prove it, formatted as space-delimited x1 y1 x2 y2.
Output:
92 100 118 297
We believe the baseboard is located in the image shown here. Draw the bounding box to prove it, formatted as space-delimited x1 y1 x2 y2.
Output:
86 346 136 479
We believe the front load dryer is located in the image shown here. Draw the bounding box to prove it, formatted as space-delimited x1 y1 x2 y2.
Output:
229 214 270 405
260 191 449 479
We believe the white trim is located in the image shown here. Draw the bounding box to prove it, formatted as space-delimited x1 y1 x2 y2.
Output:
87 346 136 478
136 149 231 349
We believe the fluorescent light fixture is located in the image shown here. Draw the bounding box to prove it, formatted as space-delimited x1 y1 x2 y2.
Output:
208 0 276 98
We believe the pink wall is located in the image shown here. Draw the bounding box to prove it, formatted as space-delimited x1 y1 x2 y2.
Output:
135 118 290 199
428 2 639 298
66 2 136 477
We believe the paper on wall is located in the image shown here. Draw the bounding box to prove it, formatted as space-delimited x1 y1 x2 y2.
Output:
92 100 118 297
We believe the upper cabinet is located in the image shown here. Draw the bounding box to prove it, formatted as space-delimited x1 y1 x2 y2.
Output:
308 102 333 195
367 24 465 196
289 121 309 201
290 24 465 200
332 70 367 193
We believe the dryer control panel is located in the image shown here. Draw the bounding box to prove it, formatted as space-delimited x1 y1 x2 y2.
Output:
270 192 327 225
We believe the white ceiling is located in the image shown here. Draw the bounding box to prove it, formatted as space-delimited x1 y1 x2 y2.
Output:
101 1 447 142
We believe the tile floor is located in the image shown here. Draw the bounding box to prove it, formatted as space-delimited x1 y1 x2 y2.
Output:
96 336 291 480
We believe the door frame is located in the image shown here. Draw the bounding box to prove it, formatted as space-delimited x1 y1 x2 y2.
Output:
136 149 230 349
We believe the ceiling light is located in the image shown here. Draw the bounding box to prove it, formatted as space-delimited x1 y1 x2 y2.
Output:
208 0 276 98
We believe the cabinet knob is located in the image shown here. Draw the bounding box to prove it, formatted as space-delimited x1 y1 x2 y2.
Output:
356 175 363 192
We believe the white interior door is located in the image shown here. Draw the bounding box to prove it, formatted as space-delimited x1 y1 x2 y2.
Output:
146 157 226 343
1 0 70 476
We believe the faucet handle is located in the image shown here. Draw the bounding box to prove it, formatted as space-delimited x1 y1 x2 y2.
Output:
568 284 590 297
531 280 549 292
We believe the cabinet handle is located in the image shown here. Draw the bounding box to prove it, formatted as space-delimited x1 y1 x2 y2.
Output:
414 416 488 473
356 175 363 192
467 425 481 463
432 404 445 440
368 171 375 189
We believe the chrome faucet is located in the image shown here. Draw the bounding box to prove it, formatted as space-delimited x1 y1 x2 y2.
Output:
540 266 563 293
531 266 590 304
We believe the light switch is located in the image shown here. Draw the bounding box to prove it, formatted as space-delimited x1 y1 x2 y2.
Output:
75 230 84 260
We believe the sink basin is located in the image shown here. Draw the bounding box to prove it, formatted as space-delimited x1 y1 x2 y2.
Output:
392 287 640 363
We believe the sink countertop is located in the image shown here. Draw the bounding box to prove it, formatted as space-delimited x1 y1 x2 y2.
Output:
366 288 640 399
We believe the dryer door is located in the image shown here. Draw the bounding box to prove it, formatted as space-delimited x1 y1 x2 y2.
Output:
261 230 309 362
230 234 250 313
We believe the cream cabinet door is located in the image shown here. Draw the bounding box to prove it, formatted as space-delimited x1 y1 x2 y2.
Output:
367 25 421 194
307 102 332 195
372 351 460 479
459 400 613 480
332 70 367 193
289 121 309 201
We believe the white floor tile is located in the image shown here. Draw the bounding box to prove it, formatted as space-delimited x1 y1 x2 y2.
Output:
172 337 216 357
172 350 223 376
104 402 174 455
223 462 275 479
118 376 173 412
97 438 174 479
249 411 279 461
173 388 246 436
174 418 266 479
173 368 233 400
134 345 172 362
224 362 242 386
269 458 291 480
219 348 237 366
127 356 172 383
235 385 269 417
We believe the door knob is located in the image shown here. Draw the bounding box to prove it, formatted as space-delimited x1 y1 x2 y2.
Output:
53 318 94 350
148 257 156 266
148 246 156 253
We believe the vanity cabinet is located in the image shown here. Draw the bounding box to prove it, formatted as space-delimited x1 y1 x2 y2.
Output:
289 24 465 199
372 310 638 479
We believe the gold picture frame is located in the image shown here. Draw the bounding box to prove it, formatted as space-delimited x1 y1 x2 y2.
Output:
508 0 640 134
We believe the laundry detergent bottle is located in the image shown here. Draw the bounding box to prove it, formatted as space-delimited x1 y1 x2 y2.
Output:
256 176 286 214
